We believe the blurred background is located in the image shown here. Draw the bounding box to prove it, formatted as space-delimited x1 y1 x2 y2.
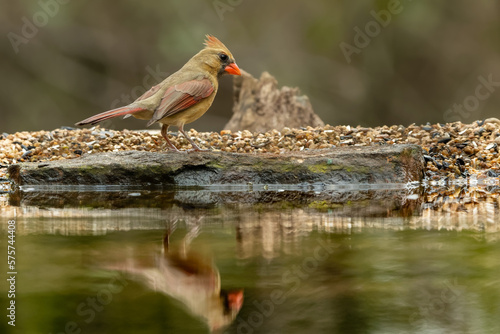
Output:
1 0 499 134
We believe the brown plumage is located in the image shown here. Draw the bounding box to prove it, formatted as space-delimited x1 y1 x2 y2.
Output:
105 228 244 331
75 35 241 151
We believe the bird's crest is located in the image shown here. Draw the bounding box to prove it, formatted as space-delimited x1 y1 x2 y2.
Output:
204 35 229 51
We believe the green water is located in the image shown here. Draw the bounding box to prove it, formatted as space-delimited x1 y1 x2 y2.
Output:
1 188 500 334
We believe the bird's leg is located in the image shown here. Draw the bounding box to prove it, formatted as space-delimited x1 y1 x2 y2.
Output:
161 124 181 152
163 232 170 256
179 125 209 152
180 223 201 258
162 219 178 257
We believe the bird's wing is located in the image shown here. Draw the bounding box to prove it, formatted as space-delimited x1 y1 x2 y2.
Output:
146 78 214 126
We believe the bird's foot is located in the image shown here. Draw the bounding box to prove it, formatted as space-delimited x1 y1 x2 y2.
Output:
185 141 211 152
187 147 211 152
164 146 186 153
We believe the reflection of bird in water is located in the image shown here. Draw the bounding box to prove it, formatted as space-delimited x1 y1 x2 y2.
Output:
112 226 243 332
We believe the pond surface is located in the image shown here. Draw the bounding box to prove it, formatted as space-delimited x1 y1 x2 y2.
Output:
1 185 500 334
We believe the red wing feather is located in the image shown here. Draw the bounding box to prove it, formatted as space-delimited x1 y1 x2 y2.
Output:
147 78 214 126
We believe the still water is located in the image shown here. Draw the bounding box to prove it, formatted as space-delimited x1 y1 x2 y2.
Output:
1 185 500 334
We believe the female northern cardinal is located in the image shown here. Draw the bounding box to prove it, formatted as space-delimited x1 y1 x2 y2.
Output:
75 35 241 152
105 227 244 331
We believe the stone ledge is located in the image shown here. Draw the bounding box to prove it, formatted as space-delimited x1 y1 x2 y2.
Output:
7 145 424 187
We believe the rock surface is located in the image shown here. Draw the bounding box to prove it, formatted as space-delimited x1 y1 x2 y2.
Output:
8 145 424 187
224 70 324 132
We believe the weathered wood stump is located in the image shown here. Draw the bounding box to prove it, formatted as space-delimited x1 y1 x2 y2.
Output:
224 70 324 132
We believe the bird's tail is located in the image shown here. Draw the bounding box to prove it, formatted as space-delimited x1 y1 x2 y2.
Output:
75 106 146 126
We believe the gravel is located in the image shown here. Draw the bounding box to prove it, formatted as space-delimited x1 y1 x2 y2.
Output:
2 118 500 183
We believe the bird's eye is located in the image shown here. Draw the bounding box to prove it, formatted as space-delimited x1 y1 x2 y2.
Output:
219 53 229 61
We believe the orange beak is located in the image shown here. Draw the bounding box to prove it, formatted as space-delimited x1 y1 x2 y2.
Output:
224 62 241 75
227 290 244 311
